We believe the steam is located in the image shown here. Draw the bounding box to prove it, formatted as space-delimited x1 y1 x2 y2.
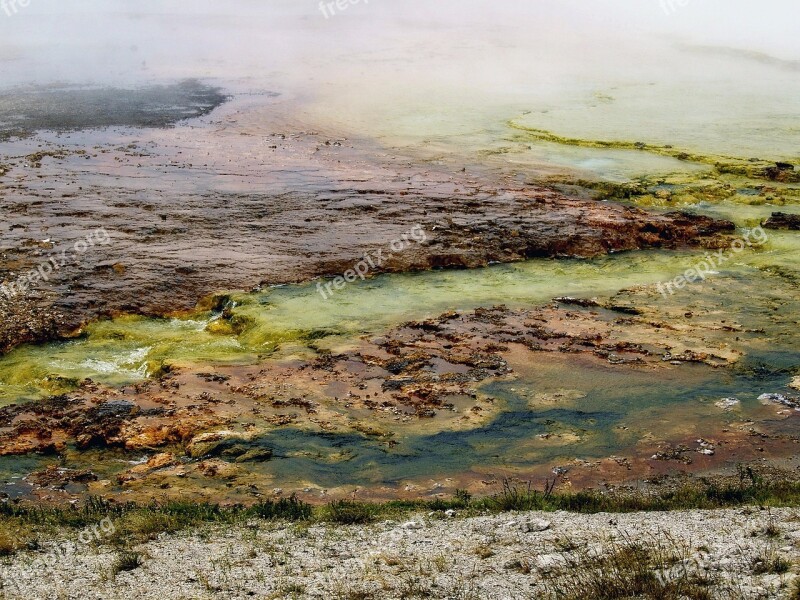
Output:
1 0 797 155
1 0 797 90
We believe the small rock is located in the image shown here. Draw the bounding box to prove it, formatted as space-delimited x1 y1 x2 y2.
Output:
535 553 566 573
186 430 244 459
444 509 456 518
521 519 551 533
715 398 739 410
758 393 799 409
401 520 423 530
95 399 137 418
233 448 273 463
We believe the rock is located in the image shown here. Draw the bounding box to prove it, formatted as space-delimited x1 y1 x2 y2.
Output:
233 448 273 463
130 453 177 473
790 377 800 391
382 377 415 391
26 466 97 489
553 297 601 308
535 553 567 573
758 393 799 409
197 459 241 479
95 400 137 418
763 163 798 182
401 520 423 530
763 212 800 230
521 519 552 533
117 453 178 484
186 430 245 458
715 398 739 410
444 509 456 518
124 419 220 451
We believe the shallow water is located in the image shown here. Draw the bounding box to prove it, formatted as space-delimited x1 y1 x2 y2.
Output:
1 241 793 403
1 234 799 490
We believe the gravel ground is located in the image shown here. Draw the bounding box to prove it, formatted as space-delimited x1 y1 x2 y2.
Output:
2 508 800 599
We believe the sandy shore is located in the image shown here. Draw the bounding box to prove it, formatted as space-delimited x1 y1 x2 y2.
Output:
1 507 798 599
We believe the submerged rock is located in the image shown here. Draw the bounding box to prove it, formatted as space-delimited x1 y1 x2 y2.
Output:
186 430 245 458
715 398 740 410
758 393 800 409
228 447 273 463
185 431 272 462
26 466 97 489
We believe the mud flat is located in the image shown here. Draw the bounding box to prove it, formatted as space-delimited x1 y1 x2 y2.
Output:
0 80 229 141
0 86 734 354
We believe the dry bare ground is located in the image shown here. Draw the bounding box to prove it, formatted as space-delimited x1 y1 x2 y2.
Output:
2 507 800 599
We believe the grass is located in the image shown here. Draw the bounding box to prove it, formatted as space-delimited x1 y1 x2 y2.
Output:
790 578 800 600
3 468 800 554
276 582 306 598
112 550 143 575
763 520 781 538
0 495 314 545
543 538 720 600
321 500 379 525
0 520 31 556
750 547 792 575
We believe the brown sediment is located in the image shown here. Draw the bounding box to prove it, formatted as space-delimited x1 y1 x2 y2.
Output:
0 96 734 355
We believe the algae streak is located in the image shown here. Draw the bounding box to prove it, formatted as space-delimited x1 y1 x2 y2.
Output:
507 122 800 210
